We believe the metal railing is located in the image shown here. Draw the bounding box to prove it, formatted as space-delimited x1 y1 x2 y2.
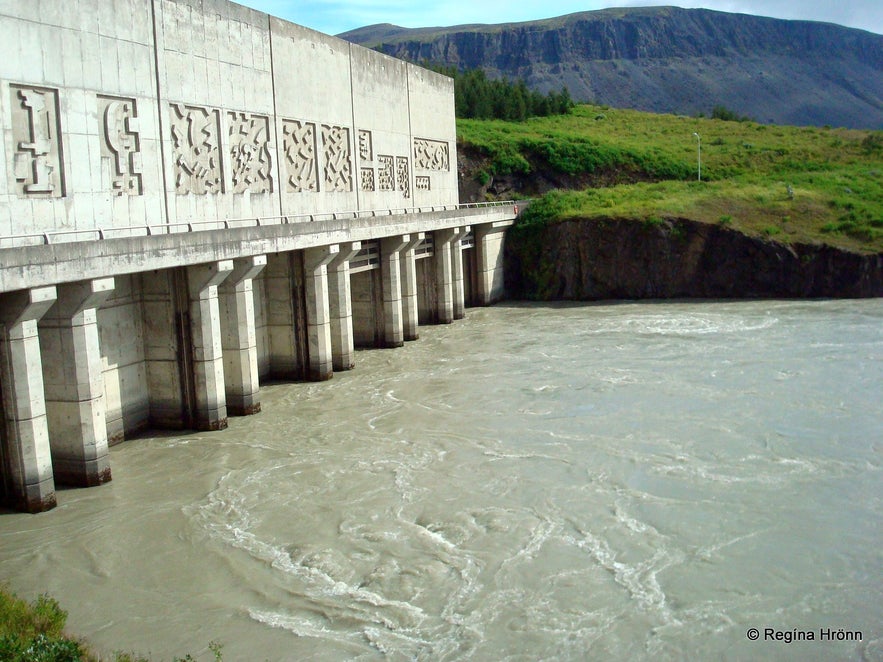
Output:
0 201 519 249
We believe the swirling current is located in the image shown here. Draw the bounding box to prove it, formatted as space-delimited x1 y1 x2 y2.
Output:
1 300 881 661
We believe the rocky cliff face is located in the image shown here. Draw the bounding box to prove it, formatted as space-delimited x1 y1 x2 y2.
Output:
505 217 883 300
341 8 883 129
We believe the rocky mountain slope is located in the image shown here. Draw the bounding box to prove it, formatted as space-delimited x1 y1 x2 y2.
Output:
341 7 883 129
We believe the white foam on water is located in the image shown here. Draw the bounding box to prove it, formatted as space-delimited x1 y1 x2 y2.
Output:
583 312 779 337
652 451 829 486
189 470 428 633
566 524 681 625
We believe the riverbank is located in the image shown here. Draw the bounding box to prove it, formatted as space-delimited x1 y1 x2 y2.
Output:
458 104 883 286
505 215 883 300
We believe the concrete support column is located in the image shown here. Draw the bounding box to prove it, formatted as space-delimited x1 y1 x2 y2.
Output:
380 235 409 348
451 226 468 320
328 242 361 370
186 261 233 431
434 228 456 324
0 286 57 512
303 245 339 381
39 278 115 487
475 222 510 305
400 233 424 341
220 256 266 416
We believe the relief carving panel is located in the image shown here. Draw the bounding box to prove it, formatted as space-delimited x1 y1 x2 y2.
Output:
415 175 431 191
10 85 64 196
99 95 142 196
281 119 318 193
358 129 374 192
321 124 352 192
170 103 223 195
228 112 273 194
360 167 375 192
396 156 410 199
358 130 373 162
377 154 394 192
413 138 450 171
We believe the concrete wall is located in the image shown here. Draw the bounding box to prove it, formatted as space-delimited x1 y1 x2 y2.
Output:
252 269 271 379
0 0 458 243
350 270 381 347
407 66 459 207
98 274 149 443
157 0 278 223
0 0 164 237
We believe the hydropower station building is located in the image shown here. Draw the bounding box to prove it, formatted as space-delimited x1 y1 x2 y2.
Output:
0 0 515 512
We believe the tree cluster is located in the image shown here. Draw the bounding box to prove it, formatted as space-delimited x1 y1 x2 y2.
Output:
710 105 753 123
431 65 574 121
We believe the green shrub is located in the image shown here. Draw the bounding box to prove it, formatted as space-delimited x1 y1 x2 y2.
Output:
0 587 86 662
861 132 883 153
711 105 752 122
0 633 83 662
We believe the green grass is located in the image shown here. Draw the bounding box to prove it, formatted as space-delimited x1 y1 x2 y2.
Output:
458 105 883 253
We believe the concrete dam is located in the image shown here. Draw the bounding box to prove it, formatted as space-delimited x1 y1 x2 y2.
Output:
0 0 516 513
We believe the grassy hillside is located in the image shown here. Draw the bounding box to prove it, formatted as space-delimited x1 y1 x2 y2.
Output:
457 105 883 253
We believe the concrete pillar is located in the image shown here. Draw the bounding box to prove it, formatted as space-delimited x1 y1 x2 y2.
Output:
0 286 57 512
475 222 510 305
186 261 233 431
400 233 424 341
451 226 468 320
303 245 339 381
434 228 456 324
328 241 361 370
220 256 266 416
39 278 115 487
380 235 409 348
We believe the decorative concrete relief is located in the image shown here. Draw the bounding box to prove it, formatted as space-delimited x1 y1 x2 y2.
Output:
228 112 273 194
99 95 142 196
281 119 318 193
415 175 431 191
360 167 375 192
358 130 374 191
321 124 352 192
377 155 394 192
358 130 373 162
10 85 64 196
396 156 410 199
413 138 450 171
170 104 223 195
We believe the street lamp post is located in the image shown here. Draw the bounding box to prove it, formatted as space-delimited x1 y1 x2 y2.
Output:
692 132 701 181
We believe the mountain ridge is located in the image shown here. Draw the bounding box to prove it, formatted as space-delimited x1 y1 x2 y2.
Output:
340 7 883 129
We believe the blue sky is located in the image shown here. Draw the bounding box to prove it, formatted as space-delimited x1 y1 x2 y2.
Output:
236 0 883 36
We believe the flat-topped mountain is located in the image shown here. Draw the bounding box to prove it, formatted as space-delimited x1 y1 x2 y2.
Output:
340 7 883 129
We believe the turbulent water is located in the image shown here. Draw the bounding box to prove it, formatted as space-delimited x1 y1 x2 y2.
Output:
1 300 881 661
